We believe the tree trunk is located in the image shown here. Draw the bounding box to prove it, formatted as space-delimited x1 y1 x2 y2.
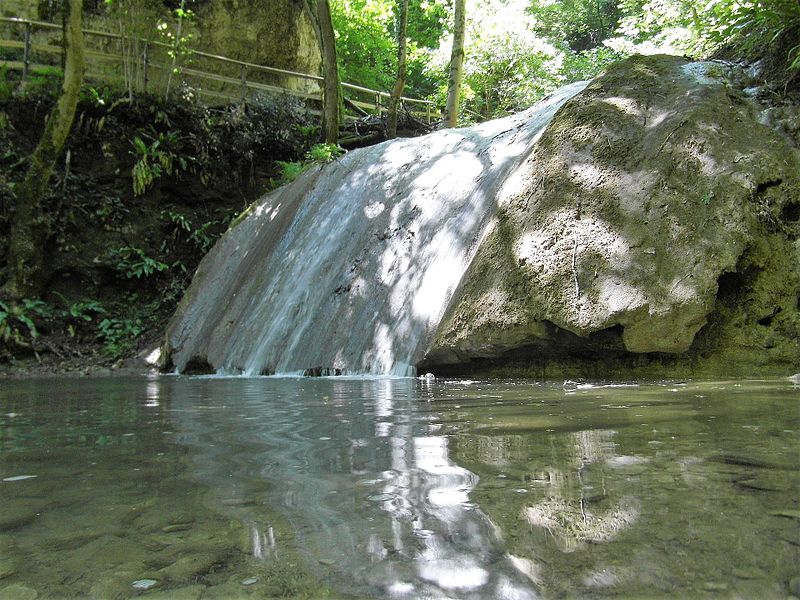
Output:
444 0 466 128
3 0 85 300
316 0 340 144
165 0 186 100
387 0 409 139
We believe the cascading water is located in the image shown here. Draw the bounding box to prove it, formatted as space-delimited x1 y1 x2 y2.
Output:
161 82 588 376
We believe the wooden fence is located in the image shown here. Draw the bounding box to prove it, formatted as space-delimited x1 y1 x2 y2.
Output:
0 16 435 123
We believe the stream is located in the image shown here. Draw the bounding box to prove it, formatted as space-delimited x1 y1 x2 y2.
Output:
1 375 798 598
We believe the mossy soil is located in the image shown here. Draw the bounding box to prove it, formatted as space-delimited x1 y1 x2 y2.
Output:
0 75 315 376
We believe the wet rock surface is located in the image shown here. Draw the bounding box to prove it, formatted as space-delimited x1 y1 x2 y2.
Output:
425 54 800 378
161 82 589 375
161 54 798 379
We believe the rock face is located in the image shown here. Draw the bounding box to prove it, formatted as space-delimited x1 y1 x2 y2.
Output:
193 0 322 93
3 1 321 96
422 55 800 377
160 83 588 375
162 54 799 378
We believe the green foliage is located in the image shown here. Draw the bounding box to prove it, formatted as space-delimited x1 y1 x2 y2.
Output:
613 0 800 66
275 160 305 184
529 0 621 51
462 33 557 118
21 66 64 98
331 0 397 91
131 136 161 196
81 86 112 107
306 143 345 163
703 0 800 62
131 130 187 196
66 299 105 323
111 246 169 279
274 143 345 185
162 209 217 253
0 65 15 102
559 46 621 82
0 299 52 350
330 0 449 98
158 0 196 74
296 124 320 147
96 317 143 358
51 294 107 339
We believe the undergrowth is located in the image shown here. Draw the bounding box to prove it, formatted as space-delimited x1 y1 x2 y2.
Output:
0 70 319 366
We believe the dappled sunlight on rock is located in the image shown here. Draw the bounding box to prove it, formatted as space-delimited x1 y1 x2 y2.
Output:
427 54 800 372
602 96 642 118
162 82 588 375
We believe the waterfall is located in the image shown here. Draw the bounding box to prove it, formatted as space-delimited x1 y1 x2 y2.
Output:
162 82 588 376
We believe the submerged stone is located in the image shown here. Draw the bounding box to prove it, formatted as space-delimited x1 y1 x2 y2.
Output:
0 584 38 600
0 506 40 531
159 552 226 583
131 579 158 590
0 560 15 580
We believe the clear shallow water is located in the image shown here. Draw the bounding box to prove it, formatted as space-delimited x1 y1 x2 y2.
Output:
0 376 798 599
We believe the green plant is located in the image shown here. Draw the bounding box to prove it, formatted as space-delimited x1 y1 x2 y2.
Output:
274 143 345 186
131 131 186 196
54 295 107 338
306 143 345 163
704 0 800 61
275 160 305 184
112 246 169 279
296 124 320 145
0 65 15 101
95 195 129 225
158 0 196 98
790 44 800 71
81 85 112 107
22 65 64 97
162 209 217 252
96 317 143 358
0 299 53 350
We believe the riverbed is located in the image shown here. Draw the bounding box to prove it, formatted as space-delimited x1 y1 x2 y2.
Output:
1 376 798 598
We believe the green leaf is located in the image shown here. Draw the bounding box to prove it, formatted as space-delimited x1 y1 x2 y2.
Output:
17 314 38 338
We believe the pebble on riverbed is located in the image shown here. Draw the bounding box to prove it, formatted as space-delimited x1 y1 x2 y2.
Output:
0 583 38 600
789 576 800 596
132 579 158 590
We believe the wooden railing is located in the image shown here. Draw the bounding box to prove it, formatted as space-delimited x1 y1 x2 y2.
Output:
0 16 436 123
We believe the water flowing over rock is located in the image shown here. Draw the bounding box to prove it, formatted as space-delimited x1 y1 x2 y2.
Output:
162 55 800 377
161 82 588 375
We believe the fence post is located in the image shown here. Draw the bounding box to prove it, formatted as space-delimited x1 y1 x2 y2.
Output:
375 92 381 116
22 21 32 84
239 64 248 104
426 102 431 123
142 41 149 93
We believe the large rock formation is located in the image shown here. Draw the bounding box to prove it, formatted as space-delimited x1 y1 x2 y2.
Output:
161 54 800 378
160 83 588 375
422 55 800 378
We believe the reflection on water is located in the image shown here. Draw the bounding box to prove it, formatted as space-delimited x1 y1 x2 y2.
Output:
0 376 798 598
